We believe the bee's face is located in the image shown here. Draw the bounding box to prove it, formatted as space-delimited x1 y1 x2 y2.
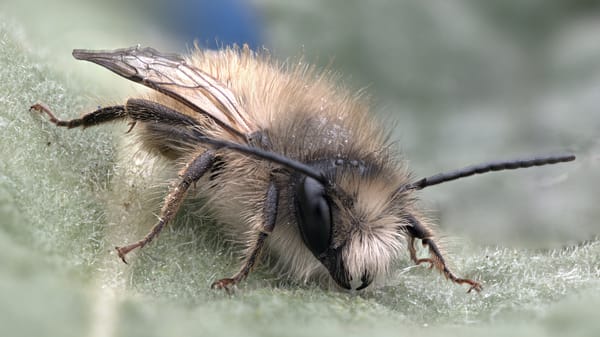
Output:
294 159 408 290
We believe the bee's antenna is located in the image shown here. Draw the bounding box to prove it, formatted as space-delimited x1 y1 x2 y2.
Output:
398 154 575 193
197 136 329 185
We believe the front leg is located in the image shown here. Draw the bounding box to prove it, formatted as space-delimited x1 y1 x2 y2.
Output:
211 180 279 292
403 214 482 293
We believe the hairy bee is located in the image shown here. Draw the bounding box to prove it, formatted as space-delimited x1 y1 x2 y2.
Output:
31 46 574 292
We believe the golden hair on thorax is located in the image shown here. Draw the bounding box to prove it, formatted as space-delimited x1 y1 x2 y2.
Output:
30 45 574 292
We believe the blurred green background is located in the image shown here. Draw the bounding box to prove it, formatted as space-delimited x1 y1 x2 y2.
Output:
0 1 599 336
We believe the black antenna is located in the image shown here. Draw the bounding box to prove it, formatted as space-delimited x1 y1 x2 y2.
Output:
398 154 575 193
197 136 328 185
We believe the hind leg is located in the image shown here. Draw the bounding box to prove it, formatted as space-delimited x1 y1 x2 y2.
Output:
30 102 127 128
31 99 205 158
31 98 201 130
32 99 215 262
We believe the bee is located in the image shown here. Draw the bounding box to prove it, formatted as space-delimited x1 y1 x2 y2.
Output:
30 46 574 292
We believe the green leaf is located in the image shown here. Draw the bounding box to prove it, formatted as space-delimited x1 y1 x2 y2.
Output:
1 3 599 337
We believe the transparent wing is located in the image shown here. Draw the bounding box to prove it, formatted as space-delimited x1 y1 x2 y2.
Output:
72 46 256 140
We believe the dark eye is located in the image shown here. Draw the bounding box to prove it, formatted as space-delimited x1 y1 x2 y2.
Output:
296 176 332 257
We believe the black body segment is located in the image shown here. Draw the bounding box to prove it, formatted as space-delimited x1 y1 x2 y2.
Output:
295 176 333 257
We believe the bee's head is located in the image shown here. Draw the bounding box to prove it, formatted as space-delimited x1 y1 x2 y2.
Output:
293 158 409 290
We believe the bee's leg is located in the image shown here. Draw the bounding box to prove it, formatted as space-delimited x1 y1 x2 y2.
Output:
31 98 200 131
31 99 205 158
404 214 482 293
211 181 278 292
115 150 216 262
30 103 127 128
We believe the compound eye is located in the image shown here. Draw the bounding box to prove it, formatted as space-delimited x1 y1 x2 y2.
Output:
296 176 332 257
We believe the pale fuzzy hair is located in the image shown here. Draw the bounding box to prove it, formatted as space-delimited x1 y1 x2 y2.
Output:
136 45 427 288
